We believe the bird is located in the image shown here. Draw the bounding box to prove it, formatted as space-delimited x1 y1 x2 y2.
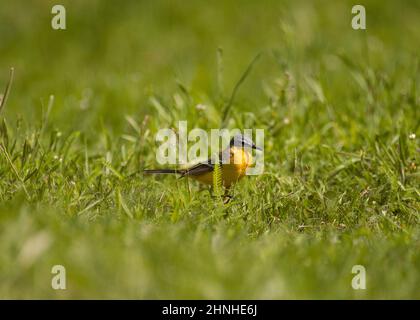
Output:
144 134 262 196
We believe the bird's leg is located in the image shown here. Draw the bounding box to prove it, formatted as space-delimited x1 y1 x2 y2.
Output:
223 188 233 204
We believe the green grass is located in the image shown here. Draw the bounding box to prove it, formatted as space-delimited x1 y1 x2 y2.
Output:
0 0 419 299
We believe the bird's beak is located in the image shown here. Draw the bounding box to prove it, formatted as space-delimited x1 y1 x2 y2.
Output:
252 144 262 151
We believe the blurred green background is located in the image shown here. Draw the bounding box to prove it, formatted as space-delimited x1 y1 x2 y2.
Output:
1 0 418 132
0 0 419 298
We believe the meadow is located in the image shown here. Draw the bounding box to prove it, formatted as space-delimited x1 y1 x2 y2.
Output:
0 0 419 298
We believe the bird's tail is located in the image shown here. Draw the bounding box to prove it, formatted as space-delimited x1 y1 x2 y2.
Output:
143 169 184 174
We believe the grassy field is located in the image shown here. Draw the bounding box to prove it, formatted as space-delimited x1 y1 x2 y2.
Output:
0 0 419 299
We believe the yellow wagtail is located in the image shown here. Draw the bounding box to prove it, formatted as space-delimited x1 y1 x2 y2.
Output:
144 134 261 191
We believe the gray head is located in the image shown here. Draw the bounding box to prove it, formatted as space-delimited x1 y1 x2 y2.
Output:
229 134 262 150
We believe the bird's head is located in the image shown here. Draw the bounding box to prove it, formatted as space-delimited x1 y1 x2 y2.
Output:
229 134 262 151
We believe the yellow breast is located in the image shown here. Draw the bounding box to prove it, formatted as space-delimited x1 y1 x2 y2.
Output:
193 147 252 188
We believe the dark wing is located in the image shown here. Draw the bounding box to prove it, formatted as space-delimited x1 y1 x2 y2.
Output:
181 158 215 177
182 149 234 177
